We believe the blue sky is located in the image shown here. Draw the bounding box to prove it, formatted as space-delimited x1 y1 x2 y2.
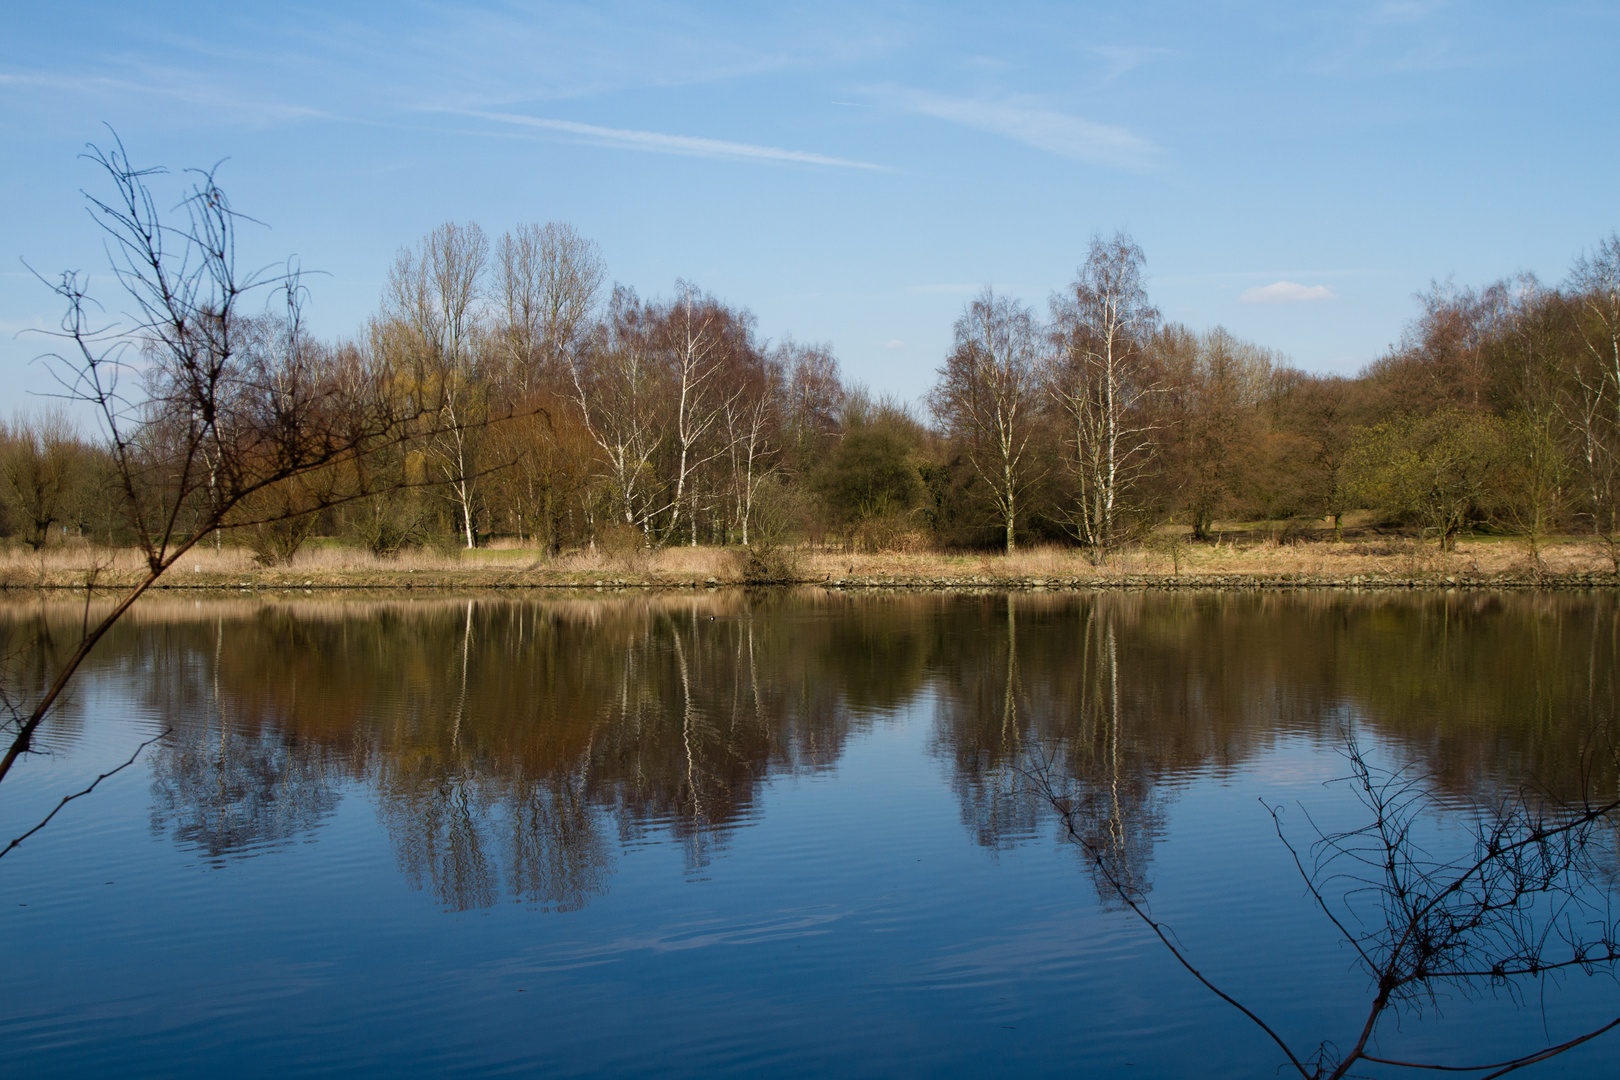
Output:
2 1 1616 410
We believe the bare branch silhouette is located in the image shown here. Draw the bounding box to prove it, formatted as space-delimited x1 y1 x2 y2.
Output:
1028 730 1620 1079
1 729 168 860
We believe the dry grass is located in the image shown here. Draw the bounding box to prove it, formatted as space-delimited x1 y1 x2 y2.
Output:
795 534 1616 581
0 543 487 576
1 531 1614 589
0 538 745 583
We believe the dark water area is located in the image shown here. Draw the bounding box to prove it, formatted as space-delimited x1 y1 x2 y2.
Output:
1 588 1618 1078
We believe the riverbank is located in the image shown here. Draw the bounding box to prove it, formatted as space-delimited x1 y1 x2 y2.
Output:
2 537 1616 591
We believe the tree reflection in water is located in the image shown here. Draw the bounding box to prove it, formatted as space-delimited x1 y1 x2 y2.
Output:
149 723 342 860
146 616 341 859
933 589 1619 902
100 593 872 910
3 588 1616 914
934 594 1167 902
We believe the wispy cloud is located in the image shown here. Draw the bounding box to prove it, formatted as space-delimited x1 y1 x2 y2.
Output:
454 109 887 170
903 283 980 295
1088 44 1173 83
876 87 1159 170
1373 0 1448 23
1308 2 1483 78
401 1 905 106
1239 281 1338 305
0 68 330 126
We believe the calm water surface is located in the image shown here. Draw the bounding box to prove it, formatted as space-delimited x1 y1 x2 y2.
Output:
1 589 1618 1078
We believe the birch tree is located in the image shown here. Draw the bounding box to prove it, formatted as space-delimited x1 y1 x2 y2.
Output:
1567 234 1620 564
658 282 743 546
722 352 780 546
570 286 663 538
931 289 1044 551
1047 233 1163 560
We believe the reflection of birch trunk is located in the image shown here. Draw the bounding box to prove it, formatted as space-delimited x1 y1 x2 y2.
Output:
1002 595 1019 748
214 614 227 839
452 599 472 750
747 622 761 728
619 631 648 792
1055 602 1151 901
672 625 703 828
1078 603 1097 747
1107 623 1124 861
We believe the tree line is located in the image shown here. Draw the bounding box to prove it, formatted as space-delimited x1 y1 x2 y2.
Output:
7 211 1619 567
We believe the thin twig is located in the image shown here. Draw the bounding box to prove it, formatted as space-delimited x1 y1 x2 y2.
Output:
1361 1015 1620 1075
1022 754 1315 1079
0 729 168 860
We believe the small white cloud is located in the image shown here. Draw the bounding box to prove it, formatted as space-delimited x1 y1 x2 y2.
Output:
885 339 906 349
1239 281 1338 305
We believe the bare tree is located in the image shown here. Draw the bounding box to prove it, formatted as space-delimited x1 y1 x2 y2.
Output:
1494 276 1573 567
484 223 607 554
931 289 1045 551
493 222 604 396
778 338 845 477
3 136 429 794
1571 235 1620 421
1292 375 1358 540
0 408 91 550
1170 327 1274 541
1567 235 1620 566
1366 279 1510 415
570 285 665 540
660 282 741 546
1048 232 1163 560
568 282 747 547
721 350 781 547
386 222 490 548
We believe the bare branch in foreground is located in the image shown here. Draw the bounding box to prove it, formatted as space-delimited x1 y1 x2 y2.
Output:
1 729 168 860
1024 752 1317 1078
1025 731 1620 1080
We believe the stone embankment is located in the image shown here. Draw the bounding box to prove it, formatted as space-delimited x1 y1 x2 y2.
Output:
3 567 1616 593
817 571 1617 590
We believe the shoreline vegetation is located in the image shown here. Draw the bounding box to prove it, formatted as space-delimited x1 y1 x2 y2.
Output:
5 158 1618 612
5 530 1617 592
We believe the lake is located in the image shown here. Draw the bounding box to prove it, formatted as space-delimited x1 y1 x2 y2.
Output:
2 588 1617 1078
